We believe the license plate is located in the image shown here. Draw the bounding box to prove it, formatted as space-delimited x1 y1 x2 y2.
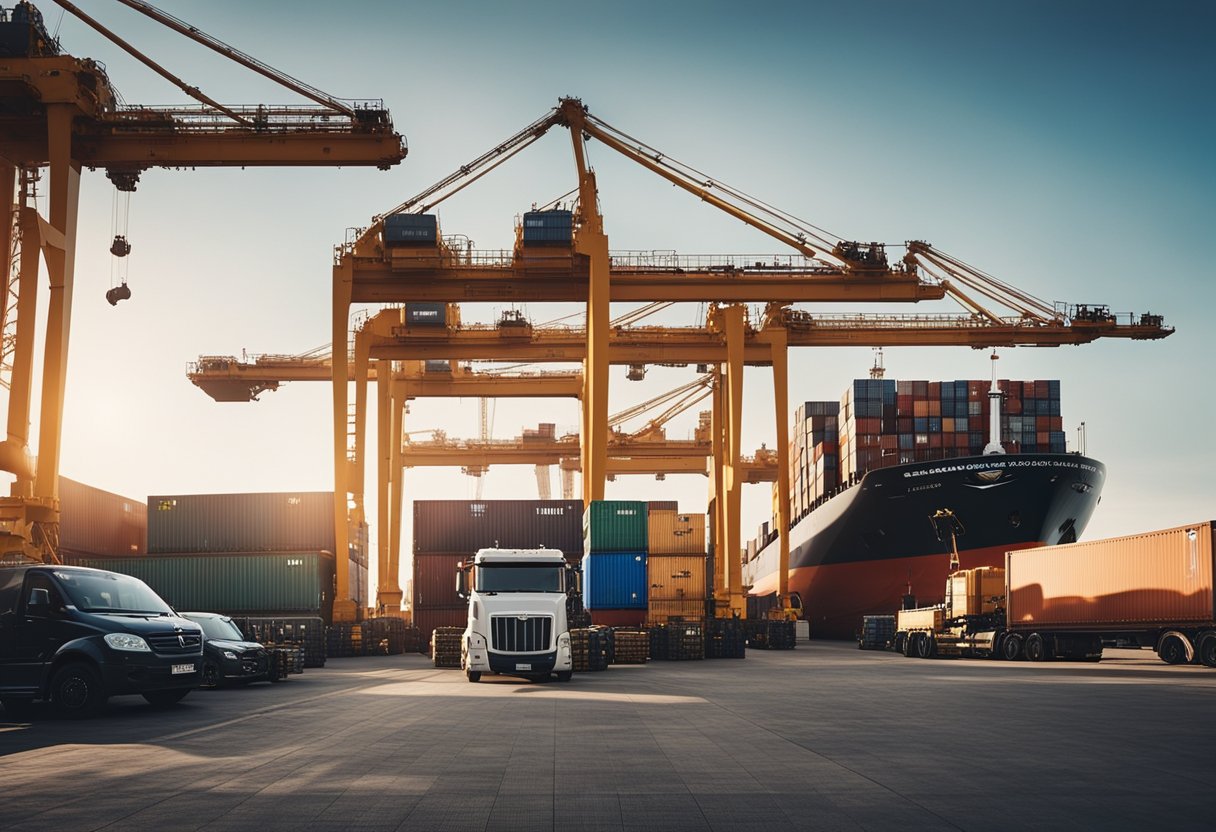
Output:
171 663 195 675
515 663 532 671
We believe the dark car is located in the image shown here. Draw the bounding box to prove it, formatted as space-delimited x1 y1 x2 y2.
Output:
179 612 270 687
0 564 203 717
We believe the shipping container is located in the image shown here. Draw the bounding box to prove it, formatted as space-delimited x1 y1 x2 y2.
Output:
589 609 647 628
648 511 707 555
404 301 448 326
647 554 707 601
412 552 466 610
520 209 573 245
584 501 648 553
383 213 438 246
647 599 706 623
1007 522 1215 631
73 552 336 622
147 491 335 555
648 500 679 512
582 551 647 609
59 476 147 557
413 500 585 556
413 607 467 639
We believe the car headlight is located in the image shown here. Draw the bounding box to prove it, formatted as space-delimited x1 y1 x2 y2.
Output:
104 633 151 652
222 650 238 660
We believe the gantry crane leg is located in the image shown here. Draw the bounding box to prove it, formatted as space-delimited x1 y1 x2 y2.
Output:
2 182 43 496
383 366 405 614
351 327 371 529
710 365 727 615
375 360 404 613
722 305 746 618
769 326 792 610
331 258 356 621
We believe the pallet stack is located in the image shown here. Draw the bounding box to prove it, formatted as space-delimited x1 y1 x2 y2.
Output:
858 615 896 650
705 618 747 659
325 622 366 658
611 630 649 664
430 626 463 668
238 616 326 667
745 619 796 650
570 628 610 672
649 621 704 661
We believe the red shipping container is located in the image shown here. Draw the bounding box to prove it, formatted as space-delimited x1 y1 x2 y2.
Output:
591 609 649 627
928 381 941 397
1006 522 1215 630
413 608 467 641
60 477 147 557
412 553 466 610
1049 416 1063 431
928 401 941 417
880 435 898 450
1006 398 1022 415
1036 415 1050 431
1035 380 1050 398
897 417 913 432
929 434 943 449
956 433 970 448
1022 381 1035 397
897 394 913 414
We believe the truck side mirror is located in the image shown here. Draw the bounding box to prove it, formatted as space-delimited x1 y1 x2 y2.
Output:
456 564 469 600
26 587 50 617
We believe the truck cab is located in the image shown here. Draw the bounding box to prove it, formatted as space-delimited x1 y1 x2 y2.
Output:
458 548 575 683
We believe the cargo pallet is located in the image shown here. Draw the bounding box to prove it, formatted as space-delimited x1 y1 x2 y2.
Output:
611 630 650 664
238 616 326 667
649 620 704 661
570 627 610 671
744 619 797 650
431 626 463 668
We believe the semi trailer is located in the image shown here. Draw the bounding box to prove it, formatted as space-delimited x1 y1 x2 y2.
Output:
893 521 1216 666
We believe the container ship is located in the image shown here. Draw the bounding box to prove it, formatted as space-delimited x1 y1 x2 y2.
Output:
746 364 1106 639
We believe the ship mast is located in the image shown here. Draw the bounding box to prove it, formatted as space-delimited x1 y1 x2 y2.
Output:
983 351 1004 455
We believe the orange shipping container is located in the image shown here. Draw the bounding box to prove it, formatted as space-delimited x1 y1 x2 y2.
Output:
648 511 707 555
1006 522 1216 630
647 599 705 624
648 554 707 601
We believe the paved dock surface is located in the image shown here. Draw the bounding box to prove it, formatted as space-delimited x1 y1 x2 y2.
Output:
2 642 1213 831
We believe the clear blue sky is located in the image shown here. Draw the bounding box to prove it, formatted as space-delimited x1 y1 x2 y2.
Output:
7 1 1213 589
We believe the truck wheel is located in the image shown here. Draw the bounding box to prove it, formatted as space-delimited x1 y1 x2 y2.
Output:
466 670 481 683
902 633 917 657
1198 634 1216 668
1158 635 1188 665
1025 634 1048 662
990 632 1005 660
556 671 573 682
49 662 106 718
893 633 906 655
916 633 936 659
1002 633 1023 661
143 689 191 707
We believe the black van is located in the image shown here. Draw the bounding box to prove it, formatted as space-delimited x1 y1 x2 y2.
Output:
0 564 204 717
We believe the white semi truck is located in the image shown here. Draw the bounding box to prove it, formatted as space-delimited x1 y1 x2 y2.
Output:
457 547 576 683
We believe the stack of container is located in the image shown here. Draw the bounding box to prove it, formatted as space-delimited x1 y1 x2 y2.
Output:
582 500 648 627
646 511 707 624
58 477 147 560
411 499 585 636
80 491 357 623
782 378 1066 527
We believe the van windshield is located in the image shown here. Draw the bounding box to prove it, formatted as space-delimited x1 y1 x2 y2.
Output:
477 563 563 593
182 615 245 641
53 570 172 615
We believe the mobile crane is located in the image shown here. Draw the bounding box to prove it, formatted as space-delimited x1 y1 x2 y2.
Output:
0 1 404 563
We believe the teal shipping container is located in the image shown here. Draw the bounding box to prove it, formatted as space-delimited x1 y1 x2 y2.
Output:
73 552 335 622
584 501 648 553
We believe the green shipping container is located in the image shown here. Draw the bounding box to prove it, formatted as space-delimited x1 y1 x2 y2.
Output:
73 552 335 622
583 501 648 553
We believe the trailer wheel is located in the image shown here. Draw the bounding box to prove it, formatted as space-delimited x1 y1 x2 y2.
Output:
1158 635 1188 665
893 633 906 655
1198 634 1216 669
1002 633 1023 661
916 633 936 659
1025 634 1048 662
902 633 917 657
989 632 1005 660
465 670 481 683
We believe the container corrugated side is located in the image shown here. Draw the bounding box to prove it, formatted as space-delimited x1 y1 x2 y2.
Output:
412 553 466 610
583 501 648 553
1007 522 1216 630
74 552 335 621
147 492 336 555
647 554 706 602
647 511 706 555
647 599 706 623
59 476 147 557
413 500 584 556
413 608 467 640
582 551 647 609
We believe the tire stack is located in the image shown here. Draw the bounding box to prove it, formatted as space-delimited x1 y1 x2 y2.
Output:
611 630 649 663
570 628 610 672
431 627 463 668
366 617 409 655
591 625 614 665
402 626 422 654
766 620 797 649
743 619 771 649
705 618 746 659
326 623 367 658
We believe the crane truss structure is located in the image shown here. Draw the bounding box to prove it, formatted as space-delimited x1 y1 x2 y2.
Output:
0 1 405 563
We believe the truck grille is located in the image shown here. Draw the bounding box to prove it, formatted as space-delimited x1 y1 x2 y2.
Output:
490 615 553 653
146 632 203 655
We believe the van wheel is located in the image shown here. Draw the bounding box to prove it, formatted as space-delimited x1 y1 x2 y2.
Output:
202 663 220 688
50 662 106 718
466 670 481 683
143 689 191 707
556 671 573 682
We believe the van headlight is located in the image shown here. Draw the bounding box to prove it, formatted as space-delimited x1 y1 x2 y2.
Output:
104 633 151 652
222 650 239 660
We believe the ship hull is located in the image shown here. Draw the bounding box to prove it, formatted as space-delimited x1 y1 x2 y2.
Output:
749 453 1106 639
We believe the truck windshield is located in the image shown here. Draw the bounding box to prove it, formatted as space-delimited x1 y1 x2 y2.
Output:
53 570 173 615
477 563 563 593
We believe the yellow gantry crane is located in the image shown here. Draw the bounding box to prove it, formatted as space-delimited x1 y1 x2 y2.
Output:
328 96 1170 620
0 1 405 561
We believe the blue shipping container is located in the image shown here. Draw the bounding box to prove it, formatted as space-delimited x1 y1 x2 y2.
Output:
383 213 438 246
521 210 573 245
582 551 647 609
